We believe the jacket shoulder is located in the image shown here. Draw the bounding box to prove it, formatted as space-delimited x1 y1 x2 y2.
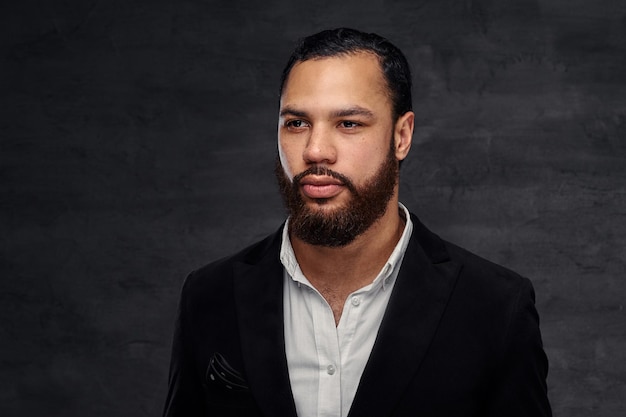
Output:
409 212 531 298
182 226 283 296
445 240 527 286
437 236 538 335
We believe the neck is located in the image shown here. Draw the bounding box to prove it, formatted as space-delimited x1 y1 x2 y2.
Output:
290 198 405 294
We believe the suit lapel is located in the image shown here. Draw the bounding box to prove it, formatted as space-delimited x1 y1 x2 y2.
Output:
348 216 461 417
229 216 459 417
232 230 298 417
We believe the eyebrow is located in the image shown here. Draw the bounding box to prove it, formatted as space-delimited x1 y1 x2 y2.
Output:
279 107 308 118
279 105 375 119
331 106 374 118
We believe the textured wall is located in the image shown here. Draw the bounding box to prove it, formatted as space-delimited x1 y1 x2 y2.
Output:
1 0 625 416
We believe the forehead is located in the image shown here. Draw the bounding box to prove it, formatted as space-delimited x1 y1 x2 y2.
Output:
280 52 392 114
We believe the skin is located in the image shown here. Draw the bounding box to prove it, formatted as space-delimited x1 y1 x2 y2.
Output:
278 52 415 324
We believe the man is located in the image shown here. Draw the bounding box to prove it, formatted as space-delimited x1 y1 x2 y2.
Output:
163 28 552 417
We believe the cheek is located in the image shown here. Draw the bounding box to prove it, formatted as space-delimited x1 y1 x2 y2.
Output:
351 143 389 176
277 140 297 180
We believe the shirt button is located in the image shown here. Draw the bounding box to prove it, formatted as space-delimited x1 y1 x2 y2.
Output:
327 364 336 375
351 296 361 307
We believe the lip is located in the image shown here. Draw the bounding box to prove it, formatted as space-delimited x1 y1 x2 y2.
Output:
299 176 344 199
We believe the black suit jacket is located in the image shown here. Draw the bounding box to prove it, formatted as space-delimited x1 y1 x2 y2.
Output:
163 214 551 417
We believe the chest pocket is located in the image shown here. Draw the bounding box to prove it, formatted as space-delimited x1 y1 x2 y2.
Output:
202 352 262 416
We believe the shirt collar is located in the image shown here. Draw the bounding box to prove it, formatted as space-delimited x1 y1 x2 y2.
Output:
279 203 413 292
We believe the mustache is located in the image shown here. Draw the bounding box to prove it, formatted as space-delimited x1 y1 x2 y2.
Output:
292 166 357 194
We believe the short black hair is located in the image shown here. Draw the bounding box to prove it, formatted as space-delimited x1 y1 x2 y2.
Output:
279 28 413 120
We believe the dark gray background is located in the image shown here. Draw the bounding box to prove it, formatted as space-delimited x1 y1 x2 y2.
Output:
2 0 625 416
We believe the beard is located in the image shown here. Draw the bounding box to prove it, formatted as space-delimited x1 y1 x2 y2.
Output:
275 144 399 247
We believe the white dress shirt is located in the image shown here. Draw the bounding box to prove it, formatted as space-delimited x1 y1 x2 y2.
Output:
281 203 413 417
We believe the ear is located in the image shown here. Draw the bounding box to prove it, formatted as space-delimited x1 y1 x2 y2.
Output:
393 111 414 161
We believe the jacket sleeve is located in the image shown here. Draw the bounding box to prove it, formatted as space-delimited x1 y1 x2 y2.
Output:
162 274 207 417
484 277 552 416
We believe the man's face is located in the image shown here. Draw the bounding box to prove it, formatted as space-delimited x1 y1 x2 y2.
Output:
276 52 402 247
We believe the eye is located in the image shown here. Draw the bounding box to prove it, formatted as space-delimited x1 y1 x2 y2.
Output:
285 119 309 131
339 120 361 129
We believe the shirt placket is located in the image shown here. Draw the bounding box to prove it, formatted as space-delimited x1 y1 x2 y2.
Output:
311 294 342 417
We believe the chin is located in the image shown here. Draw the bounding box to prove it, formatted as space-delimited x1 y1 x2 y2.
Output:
308 198 353 214
311 198 330 206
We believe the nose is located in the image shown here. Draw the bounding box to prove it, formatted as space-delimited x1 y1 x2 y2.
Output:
302 125 336 165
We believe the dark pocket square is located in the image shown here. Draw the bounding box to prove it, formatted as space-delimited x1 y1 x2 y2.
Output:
206 352 249 391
